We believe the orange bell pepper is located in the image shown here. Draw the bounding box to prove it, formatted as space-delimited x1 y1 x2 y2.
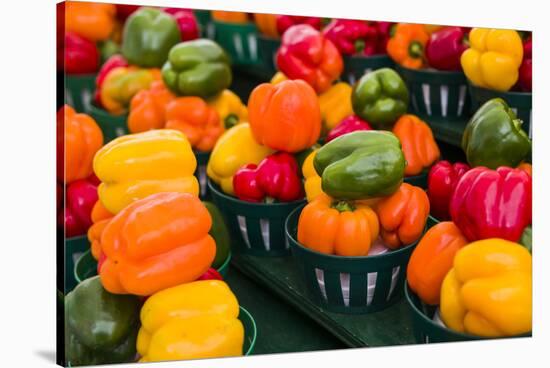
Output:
518 162 532 177
99 192 216 296
65 1 116 42
297 193 379 256
127 81 175 133
392 114 440 176
248 80 321 153
59 105 104 184
407 222 468 305
254 13 279 38
165 97 224 152
376 183 430 249
87 200 114 260
387 23 430 69
211 11 249 24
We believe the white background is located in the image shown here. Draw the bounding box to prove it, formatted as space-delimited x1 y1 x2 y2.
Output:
0 0 547 367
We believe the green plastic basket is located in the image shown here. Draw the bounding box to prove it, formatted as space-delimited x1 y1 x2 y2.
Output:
213 21 261 67
240 306 257 355
342 54 394 85
427 215 440 229
194 10 215 39
65 235 90 293
195 150 211 200
208 180 306 257
468 84 532 138
65 74 96 113
257 34 281 77
88 104 129 143
404 285 531 343
286 204 421 314
396 65 470 121
404 172 428 189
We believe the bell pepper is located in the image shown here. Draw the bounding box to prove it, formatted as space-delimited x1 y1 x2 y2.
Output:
387 23 429 69
99 192 216 295
233 152 304 202
127 80 175 133
440 239 532 337
276 15 322 35
376 183 430 249
65 177 99 238
270 71 288 84
137 280 244 362
392 114 440 176
94 54 129 107
462 98 531 169
276 24 343 94
88 200 114 260
207 123 274 195
254 13 279 38
58 105 104 184
121 7 181 68
351 67 409 130
326 115 372 143
322 20 387 56
93 129 199 214
427 160 470 221
211 11 250 23
318 82 354 133
65 2 116 42
407 222 468 305
163 8 200 41
461 28 523 92
518 36 532 92
99 66 158 115
64 32 99 74
203 201 231 268
165 96 223 152
425 26 468 71
450 166 532 243
248 80 322 152
302 150 323 202
424 25 444 35
520 226 532 253
314 131 405 200
518 162 532 177
65 276 141 366
298 193 379 256
162 39 232 98
207 89 248 129
116 4 140 21
198 267 224 281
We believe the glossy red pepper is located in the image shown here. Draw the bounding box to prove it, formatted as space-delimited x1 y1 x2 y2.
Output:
376 22 394 53
115 4 140 21
276 15 322 35
93 54 129 107
197 268 223 281
164 8 200 41
518 36 532 92
326 115 372 142
427 160 470 220
65 177 99 237
233 152 304 203
425 26 468 71
323 20 387 56
64 32 100 74
450 166 532 242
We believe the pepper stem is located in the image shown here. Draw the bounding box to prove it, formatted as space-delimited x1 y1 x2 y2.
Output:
354 39 366 53
408 41 424 59
331 200 356 212
224 114 239 129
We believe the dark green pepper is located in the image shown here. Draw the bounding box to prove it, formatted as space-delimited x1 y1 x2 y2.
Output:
203 201 231 268
462 98 531 169
65 276 141 366
162 39 232 98
314 131 406 200
121 7 181 68
520 225 532 253
351 68 409 130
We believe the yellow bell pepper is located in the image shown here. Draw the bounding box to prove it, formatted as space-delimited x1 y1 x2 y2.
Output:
440 239 532 337
137 280 244 363
318 82 353 133
270 71 288 84
303 150 323 202
460 28 523 92
208 89 248 129
93 129 199 214
207 123 274 195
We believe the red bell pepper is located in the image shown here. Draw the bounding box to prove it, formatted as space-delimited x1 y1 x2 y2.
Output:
376 22 394 54
518 36 532 92
276 15 322 35
163 8 200 41
64 32 100 74
326 115 372 142
449 166 532 242
425 26 469 71
276 24 343 93
233 152 304 203
197 268 223 281
427 160 470 220
93 54 129 106
115 4 140 21
323 20 389 56
65 177 99 237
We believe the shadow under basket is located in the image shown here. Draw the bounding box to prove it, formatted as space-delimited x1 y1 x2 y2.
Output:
285 204 420 314
396 65 470 121
65 235 90 294
404 172 428 189
257 34 281 77
65 73 96 114
88 104 129 143
213 21 261 67
342 54 394 85
468 84 532 138
194 150 211 200
208 180 306 257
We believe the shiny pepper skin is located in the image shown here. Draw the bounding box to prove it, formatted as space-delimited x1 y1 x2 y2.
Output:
326 115 373 143
427 160 470 220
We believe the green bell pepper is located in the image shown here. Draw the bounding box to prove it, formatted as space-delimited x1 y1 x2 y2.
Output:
462 98 531 169
351 68 409 130
314 130 406 200
65 276 141 366
162 39 232 98
121 7 181 68
203 201 231 268
520 225 532 253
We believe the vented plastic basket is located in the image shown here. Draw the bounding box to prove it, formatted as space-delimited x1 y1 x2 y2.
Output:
342 54 394 85
194 9 215 39
240 306 257 355
404 172 429 189
257 34 281 77
194 151 211 200
65 235 90 293
213 21 261 67
88 104 129 143
65 74 96 113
